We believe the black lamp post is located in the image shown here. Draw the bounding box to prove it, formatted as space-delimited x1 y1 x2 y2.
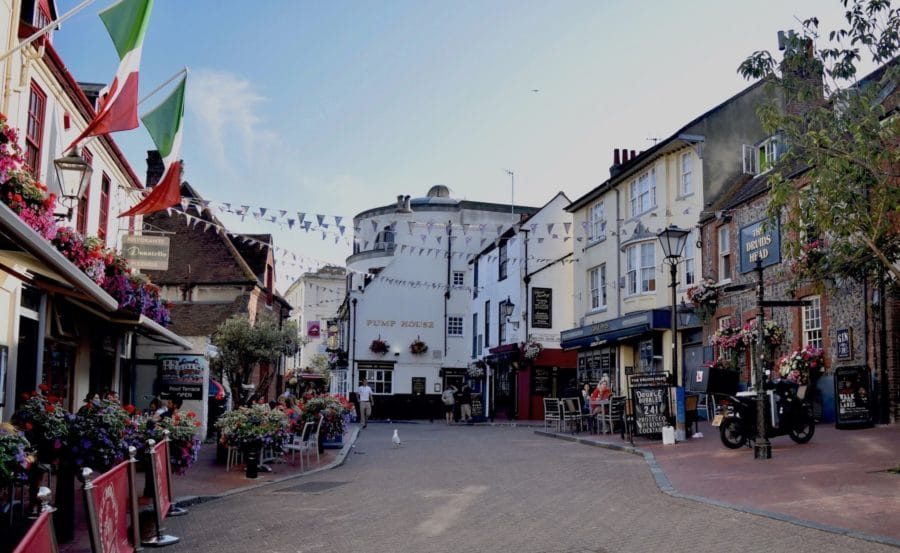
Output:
657 225 690 430
53 145 93 219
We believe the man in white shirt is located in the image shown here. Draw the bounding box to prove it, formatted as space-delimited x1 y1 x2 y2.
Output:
357 378 374 428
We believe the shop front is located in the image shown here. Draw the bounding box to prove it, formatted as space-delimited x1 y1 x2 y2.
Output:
0 204 191 419
561 309 674 399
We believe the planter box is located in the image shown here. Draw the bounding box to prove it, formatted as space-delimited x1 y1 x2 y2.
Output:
322 434 343 449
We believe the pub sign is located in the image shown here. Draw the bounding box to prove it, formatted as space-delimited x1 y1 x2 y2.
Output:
739 218 781 273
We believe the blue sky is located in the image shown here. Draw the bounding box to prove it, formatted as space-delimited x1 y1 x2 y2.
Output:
52 0 875 289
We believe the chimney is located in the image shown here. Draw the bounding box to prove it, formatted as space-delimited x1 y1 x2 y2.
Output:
622 149 629 163
613 149 620 166
630 150 637 160
396 195 405 211
777 30 824 116
145 150 164 187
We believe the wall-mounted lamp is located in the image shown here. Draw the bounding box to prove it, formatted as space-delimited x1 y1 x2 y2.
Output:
504 296 519 329
53 145 92 219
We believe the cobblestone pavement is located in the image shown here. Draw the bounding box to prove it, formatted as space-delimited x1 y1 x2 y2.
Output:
162 424 895 553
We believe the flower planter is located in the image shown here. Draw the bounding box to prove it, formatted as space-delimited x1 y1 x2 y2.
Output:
322 434 343 449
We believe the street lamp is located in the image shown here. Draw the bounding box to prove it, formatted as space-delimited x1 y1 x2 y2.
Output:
53 146 92 218
657 225 690 431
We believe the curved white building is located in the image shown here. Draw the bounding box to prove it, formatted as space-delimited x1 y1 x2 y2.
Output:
340 186 538 418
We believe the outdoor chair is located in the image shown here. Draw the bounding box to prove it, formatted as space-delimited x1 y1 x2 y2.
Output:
543 397 561 431
599 396 625 437
307 414 324 466
561 397 586 433
283 421 315 468
685 394 700 436
226 446 243 472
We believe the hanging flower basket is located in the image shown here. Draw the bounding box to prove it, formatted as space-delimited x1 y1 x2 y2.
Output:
409 336 428 355
522 340 543 361
369 337 389 355
467 361 486 379
777 345 826 386
687 278 718 321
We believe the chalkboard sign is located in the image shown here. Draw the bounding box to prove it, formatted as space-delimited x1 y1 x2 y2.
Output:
531 288 552 328
834 365 873 429
629 374 670 436
411 377 426 395
532 367 552 395
471 393 483 418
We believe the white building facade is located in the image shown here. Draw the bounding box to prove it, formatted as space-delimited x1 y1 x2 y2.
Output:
470 192 575 420
340 186 537 419
284 265 346 373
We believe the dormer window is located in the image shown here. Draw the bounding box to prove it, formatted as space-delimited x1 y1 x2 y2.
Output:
743 134 785 175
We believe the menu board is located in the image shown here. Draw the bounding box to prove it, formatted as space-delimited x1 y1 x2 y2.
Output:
531 288 552 328
629 374 671 435
834 365 873 429
532 367 552 395
471 393 483 418
411 377 426 395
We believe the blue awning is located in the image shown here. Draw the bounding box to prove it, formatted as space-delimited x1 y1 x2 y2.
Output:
561 324 650 350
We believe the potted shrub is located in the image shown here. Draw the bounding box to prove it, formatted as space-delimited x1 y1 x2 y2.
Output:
298 395 352 449
69 398 131 475
0 422 32 488
11 388 71 466
215 405 290 478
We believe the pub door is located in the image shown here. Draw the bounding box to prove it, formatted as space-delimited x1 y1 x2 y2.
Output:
492 364 517 419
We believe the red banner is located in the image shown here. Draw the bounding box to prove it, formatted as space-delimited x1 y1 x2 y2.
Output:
12 510 55 553
307 320 320 337
151 439 171 517
88 461 133 553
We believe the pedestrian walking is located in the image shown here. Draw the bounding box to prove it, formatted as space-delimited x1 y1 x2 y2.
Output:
459 384 473 422
358 378 374 428
442 385 457 424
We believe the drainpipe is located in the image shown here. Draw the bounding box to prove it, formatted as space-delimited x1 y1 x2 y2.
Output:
615 188 622 317
445 220 451 353
351 297 358 389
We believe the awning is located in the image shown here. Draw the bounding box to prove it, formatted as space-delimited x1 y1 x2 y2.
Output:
532 347 577 367
66 298 192 351
561 324 650 350
208 378 225 400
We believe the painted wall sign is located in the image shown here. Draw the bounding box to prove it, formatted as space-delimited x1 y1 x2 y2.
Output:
122 235 170 270
158 354 207 400
531 287 552 328
739 219 781 273
366 320 435 328
836 328 852 360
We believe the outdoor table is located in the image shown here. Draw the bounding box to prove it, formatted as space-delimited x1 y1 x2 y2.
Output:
591 399 611 433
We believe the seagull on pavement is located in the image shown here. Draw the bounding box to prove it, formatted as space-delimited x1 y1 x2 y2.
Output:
392 429 402 448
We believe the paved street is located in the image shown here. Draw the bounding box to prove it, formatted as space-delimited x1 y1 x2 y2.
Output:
162 424 893 553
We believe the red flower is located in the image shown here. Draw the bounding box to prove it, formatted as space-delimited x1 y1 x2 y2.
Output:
25 422 33 431
20 393 29 400
45 404 55 413
39 383 49 392
124 404 136 414
186 411 197 418
194 421 201 428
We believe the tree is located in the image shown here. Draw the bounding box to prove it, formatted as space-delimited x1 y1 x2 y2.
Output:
211 313 299 405
738 0 900 285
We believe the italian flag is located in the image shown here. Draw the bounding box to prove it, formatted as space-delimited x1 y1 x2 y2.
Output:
68 0 153 148
120 75 186 217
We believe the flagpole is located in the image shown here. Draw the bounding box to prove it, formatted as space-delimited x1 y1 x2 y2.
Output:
0 0 97 63
138 67 188 107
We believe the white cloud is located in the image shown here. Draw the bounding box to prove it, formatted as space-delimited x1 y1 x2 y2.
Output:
187 68 272 172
